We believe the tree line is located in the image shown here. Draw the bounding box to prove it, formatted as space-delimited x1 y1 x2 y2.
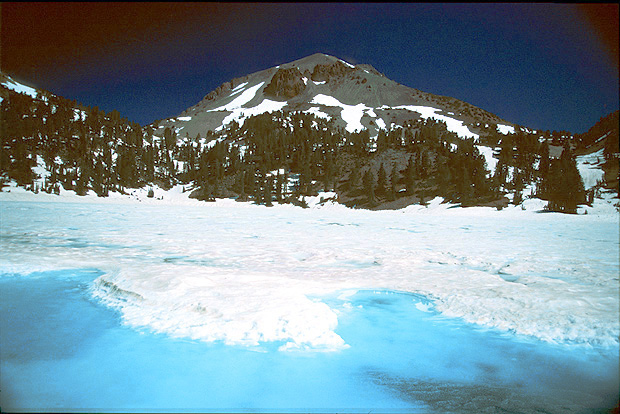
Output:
1 84 598 213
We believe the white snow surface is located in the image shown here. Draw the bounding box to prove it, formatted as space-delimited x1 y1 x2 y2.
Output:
497 124 515 135
217 99 288 131
176 116 192 121
476 145 498 176
1 77 38 98
203 81 287 131
311 94 373 133
387 105 480 140
375 117 387 130
305 107 331 120
230 82 248 93
577 148 606 189
209 82 265 112
1 184 618 352
339 59 356 68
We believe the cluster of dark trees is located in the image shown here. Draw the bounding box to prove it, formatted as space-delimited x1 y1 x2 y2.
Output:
1 83 607 213
1 87 180 196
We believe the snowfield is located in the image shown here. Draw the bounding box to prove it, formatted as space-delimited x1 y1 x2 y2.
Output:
203 81 288 131
497 124 515 135
311 94 375 133
577 148 606 189
1 76 38 98
387 105 480 140
1 184 618 352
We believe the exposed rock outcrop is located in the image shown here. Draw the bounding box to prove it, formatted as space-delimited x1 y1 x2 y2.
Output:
311 60 356 83
202 77 246 102
263 67 307 100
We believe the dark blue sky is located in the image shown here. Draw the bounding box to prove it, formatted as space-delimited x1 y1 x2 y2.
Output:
2 3 618 134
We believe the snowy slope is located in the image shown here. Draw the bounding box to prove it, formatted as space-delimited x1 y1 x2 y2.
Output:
0 73 39 98
577 148 606 189
154 53 513 141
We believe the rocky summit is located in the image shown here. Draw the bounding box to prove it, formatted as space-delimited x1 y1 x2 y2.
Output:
155 53 510 142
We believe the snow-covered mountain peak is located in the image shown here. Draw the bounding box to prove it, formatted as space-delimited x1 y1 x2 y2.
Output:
160 53 512 141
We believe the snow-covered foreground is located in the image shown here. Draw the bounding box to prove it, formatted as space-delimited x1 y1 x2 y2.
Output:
1 195 618 411
1 188 619 349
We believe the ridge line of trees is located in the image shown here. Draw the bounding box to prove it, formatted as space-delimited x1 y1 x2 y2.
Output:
2 84 612 213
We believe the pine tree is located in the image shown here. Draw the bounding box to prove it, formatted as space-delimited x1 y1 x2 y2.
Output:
537 141 550 196
275 171 284 202
377 163 387 198
348 163 361 195
376 130 388 152
254 168 263 204
264 175 274 207
543 142 585 213
388 164 399 201
405 155 416 194
362 169 376 204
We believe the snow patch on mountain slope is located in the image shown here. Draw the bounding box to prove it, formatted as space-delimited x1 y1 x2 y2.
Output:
216 99 288 131
231 82 248 93
339 59 356 68
577 148 606 189
305 107 331 120
209 82 265 112
497 124 515 135
476 145 498 176
201 81 287 131
1 77 38 98
387 105 480 140
311 94 377 133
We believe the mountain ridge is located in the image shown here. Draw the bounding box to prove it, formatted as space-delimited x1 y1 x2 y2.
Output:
160 53 511 141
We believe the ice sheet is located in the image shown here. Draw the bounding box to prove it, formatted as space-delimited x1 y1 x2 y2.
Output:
1 199 617 352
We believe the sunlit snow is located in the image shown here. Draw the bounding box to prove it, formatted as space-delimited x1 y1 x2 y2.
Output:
230 81 248 93
217 99 288 131
497 124 515 135
1 78 38 98
386 105 480 140
311 94 372 133
577 148 606 189
339 59 356 68
476 145 497 175
1 187 618 350
209 82 265 112
305 107 331 120
202 81 287 131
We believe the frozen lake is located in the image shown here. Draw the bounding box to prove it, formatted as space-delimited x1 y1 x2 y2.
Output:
1 199 618 412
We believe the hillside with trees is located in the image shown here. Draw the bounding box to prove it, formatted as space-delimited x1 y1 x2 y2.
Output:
1 78 616 214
